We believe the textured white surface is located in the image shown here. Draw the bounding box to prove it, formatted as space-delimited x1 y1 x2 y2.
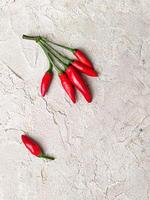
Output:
0 0 150 199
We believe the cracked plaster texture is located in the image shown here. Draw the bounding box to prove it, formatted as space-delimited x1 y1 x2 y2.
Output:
0 0 150 200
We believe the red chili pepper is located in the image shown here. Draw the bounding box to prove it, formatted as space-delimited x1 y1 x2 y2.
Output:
65 65 92 103
21 135 55 160
71 60 98 77
59 73 76 103
74 49 93 68
41 70 53 97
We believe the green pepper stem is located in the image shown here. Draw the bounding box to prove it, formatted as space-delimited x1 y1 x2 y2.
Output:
38 41 63 74
38 42 53 71
49 50 68 69
40 42 68 69
40 154 55 160
42 38 76 54
41 39 72 64
48 53 63 74
22 34 40 42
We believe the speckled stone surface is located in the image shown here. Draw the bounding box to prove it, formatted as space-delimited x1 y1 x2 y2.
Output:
0 0 150 200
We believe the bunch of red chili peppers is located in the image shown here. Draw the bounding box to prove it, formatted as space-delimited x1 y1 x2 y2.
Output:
22 35 98 103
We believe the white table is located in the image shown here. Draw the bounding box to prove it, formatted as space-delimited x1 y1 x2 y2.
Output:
0 0 149 199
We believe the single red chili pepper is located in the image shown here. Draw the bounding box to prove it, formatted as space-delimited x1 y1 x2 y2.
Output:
59 72 76 103
41 69 53 97
21 135 55 160
66 65 92 103
71 60 98 77
74 49 93 68
22 35 53 97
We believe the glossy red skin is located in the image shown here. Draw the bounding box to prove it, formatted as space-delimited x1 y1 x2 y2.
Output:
66 65 92 103
74 49 93 68
41 71 53 97
59 73 76 103
21 135 42 156
71 60 98 77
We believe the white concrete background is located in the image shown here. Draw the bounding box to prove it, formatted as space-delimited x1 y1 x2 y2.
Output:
0 0 150 199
